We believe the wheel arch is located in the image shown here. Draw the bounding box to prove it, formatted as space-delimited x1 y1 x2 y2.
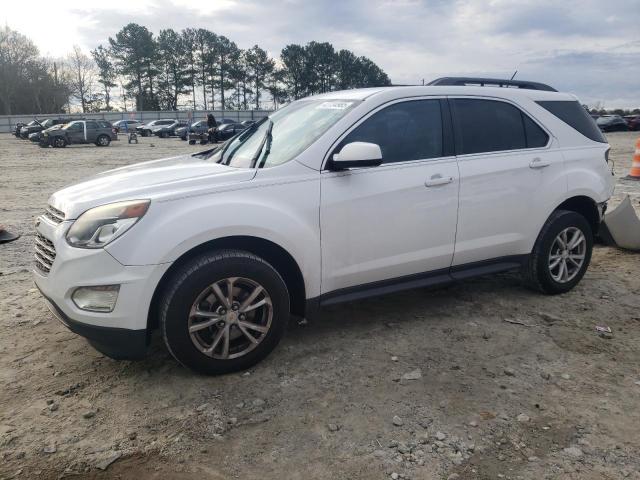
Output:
554 195 601 234
147 235 306 330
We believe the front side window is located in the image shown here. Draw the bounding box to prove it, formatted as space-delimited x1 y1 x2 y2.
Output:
338 99 443 164
65 122 83 131
208 99 359 169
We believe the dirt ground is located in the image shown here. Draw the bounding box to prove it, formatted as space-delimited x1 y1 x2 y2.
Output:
1 131 639 480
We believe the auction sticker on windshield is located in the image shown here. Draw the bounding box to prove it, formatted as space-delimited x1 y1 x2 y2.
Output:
316 101 354 110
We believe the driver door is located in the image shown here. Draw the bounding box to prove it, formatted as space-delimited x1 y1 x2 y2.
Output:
66 122 85 143
320 98 459 298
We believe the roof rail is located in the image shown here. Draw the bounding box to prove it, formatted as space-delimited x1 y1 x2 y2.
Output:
428 77 557 92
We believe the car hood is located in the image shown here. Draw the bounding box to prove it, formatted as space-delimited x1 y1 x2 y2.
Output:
49 154 256 219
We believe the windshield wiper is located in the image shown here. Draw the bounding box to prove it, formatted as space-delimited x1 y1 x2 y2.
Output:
251 119 273 168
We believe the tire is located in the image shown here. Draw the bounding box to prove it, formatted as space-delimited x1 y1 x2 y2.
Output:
52 137 66 148
160 131 168 138
181 136 187 141
523 210 593 294
189 140 196 145
160 250 290 375
96 135 111 147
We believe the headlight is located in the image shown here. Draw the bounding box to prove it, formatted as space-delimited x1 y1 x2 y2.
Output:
66 200 150 249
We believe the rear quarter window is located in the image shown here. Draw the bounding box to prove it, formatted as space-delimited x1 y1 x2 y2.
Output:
536 100 607 143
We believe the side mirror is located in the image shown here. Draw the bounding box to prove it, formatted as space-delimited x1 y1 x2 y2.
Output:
331 142 383 169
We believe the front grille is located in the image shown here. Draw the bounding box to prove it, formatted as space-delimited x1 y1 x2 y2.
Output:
43 205 65 225
34 233 56 274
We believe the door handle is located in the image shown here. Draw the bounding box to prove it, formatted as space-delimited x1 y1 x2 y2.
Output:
425 174 454 187
529 157 551 169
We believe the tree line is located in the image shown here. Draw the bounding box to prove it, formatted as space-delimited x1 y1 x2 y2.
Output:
0 24 391 115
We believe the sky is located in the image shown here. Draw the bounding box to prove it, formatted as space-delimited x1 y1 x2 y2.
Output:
2 0 639 109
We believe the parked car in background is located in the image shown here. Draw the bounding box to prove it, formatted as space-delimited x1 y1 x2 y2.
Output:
216 122 248 141
152 120 189 138
20 118 73 139
596 115 628 132
113 119 142 133
217 118 236 126
34 78 614 374
29 123 66 143
623 115 640 131
241 120 256 127
17 120 40 139
176 120 208 140
136 119 176 137
40 120 116 148
13 122 27 137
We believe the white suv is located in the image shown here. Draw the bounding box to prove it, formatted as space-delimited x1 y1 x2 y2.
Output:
34 78 615 374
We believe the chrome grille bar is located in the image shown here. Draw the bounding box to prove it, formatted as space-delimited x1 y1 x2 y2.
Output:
43 205 65 225
34 233 56 275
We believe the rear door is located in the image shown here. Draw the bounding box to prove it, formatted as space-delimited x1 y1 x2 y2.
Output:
85 120 99 142
450 97 566 268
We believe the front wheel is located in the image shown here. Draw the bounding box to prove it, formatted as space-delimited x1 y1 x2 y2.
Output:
160 250 290 375
523 210 593 294
52 137 67 148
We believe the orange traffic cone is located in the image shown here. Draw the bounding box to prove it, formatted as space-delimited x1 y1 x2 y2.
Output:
626 137 640 180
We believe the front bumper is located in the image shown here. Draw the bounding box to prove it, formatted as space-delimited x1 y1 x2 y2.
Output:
37 285 148 359
33 216 171 359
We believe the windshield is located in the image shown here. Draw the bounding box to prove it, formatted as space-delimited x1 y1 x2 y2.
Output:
204 99 359 168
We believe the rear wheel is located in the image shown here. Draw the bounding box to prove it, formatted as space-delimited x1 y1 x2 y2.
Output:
160 250 290 375
523 210 593 294
96 135 111 147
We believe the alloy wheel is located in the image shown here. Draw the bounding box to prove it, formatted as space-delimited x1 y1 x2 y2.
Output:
548 227 586 283
188 277 273 359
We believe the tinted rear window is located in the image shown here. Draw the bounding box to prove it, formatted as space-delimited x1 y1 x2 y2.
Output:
536 100 606 143
452 99 526 154
452 99 550 154
523 115 549 148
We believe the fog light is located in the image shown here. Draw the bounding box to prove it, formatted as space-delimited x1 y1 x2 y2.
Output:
71 285 120 313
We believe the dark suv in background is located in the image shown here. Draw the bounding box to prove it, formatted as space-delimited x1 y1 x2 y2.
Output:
41 120 116 147
596 115 629 132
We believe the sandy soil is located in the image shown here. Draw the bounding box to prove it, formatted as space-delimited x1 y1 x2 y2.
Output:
1 132 639 480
